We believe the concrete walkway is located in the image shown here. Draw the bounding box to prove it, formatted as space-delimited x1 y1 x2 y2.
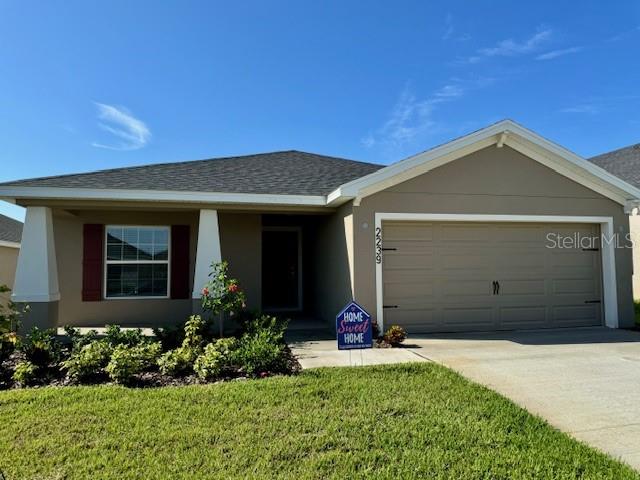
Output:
288 335 429 368
288 327 640 470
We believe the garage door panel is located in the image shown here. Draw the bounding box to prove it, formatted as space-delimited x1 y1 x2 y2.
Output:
553 278 599 295
383 223 434 241
442 279 493 297
550 250 598 267
440 251 493 270
497 279 546 296
382 221 602 333
499 306 548 327
493 225 544 243
494 250 545 269
384 253 434 270
439 224 490 242
441 307 494 328
385 308 438 332
552 305 600 327
384 280 434 300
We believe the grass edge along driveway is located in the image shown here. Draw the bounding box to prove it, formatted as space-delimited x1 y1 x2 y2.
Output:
1 363 637 479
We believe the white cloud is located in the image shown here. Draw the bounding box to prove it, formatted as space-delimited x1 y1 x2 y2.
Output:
367 86 436 148
536 46 582 60
442 13 454 40
92 102 151 151
462 27 552 64
606 25 640 42
560 104 599 115
441 14 470 42
362 77 494 151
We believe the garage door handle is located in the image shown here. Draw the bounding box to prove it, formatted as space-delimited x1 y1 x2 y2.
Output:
383 305 399 309
492 281 500 295
381 248 397 251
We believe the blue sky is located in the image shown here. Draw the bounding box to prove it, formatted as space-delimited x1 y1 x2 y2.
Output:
1 1 639 221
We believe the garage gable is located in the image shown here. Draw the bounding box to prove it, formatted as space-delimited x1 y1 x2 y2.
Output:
379 144 607 201
328 120 640 208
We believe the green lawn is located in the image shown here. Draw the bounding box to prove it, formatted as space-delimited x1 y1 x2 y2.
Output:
0 363 636 479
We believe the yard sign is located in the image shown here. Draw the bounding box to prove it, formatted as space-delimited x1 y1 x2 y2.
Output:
336 301 373 350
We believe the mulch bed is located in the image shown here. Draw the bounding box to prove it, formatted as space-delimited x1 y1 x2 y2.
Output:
0 346 301 390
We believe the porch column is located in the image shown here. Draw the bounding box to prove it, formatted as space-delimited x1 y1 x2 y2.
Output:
12 206 60 331
192 209 222 300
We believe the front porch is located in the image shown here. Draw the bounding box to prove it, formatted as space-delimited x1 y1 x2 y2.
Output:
13 207 354 331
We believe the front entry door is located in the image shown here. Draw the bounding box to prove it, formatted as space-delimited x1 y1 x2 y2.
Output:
262 229 301 310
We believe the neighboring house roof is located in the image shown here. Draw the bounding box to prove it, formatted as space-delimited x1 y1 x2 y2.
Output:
590 143 640 189
1 120 639 208
0 214 22 244
0 150 383 196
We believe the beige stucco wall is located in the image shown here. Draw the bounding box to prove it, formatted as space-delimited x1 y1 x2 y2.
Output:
53 210 263 327
218 213 261 310
351 144 635 328
313 203 354 325
0 245 19 305
0 245 19 288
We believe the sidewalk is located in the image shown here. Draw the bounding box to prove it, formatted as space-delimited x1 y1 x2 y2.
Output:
287 333 429 369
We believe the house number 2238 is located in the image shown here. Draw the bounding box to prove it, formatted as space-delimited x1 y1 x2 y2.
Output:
375 227 382 264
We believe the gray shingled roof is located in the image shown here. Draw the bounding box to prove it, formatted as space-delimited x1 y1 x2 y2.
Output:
590 143 640 189
0 214 22 243
0 150 384 196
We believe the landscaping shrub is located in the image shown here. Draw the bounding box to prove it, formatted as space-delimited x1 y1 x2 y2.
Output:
194 344 223 380
106 342 162 384
104 325 144 347
383 325 407 347
0 284 23 363
61 340 113 382
194 337 238 380
158 347 196 376
0 332 17 364
233 329 287 376
158 315 206 376
153 322 186 350
12 361 37 386
212 337 238 357
19 327 63 367
241 314 286 338
63 326 99 352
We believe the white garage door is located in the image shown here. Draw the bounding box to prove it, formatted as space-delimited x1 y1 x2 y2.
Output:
381 222 603 333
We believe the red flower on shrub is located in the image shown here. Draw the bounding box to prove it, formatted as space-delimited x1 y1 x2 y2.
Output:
201 287 209 296
228 283 239 293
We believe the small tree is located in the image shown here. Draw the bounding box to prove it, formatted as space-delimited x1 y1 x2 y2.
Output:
200 261 246 337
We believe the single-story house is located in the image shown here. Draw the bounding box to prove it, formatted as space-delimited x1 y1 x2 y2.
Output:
0 213 22 299
590 142 640 299
1 120 639 333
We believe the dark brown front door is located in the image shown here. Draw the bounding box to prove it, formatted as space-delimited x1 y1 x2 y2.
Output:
262 229 300 310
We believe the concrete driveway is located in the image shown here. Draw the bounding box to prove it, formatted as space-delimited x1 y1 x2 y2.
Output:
406 327 640 470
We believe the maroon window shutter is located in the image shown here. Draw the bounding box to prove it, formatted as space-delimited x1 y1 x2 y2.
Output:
171 225 190 299
82 224 104 301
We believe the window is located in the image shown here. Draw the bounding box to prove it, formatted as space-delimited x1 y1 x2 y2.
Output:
105 226 170 298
